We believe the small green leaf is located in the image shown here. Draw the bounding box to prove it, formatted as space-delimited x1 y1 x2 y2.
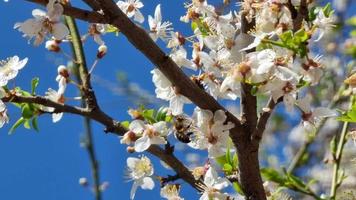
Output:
223 163 233 173
21 104 34 119
31 77 39 95
32 117 39 132
142 109 156 123
23 119 31 129
232 153 238 169
8 117 26 134
120 121 130 129
261 168 285 185
232 182 244 195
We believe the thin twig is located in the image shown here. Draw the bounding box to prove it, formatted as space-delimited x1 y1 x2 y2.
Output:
65 14 102 200
330 96 355 199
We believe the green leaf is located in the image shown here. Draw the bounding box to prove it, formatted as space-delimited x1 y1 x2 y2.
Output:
155 107 168 122
337 105 356 122
225 143 232 165
120 121 130 129
261 168 285 185
330 136 337 155
8 117 26 135
232 182 244 195
106 25 120 36
23 119 31 129
32 117 39 132
142 109 156 124
279 30 293 43
286 173 307 189
21 104 34 119
322 3 333 18
232 153 238 169
308 6 317 21
31 77 39 95
223 163 233 173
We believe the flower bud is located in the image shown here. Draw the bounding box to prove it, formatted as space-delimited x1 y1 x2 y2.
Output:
127 146 136 153
79 177 88 187
45 40 60 52
97 44 107 59
57 65 69 78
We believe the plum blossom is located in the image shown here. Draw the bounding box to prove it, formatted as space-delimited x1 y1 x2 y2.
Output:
126 156 155 200
160 184 184 200
296 95 337 133
125 120 168 152
0 56 28 87
151 69 190 115
199 167 229 200
170 47 196 70
313 9 335 41
14 0 69 45
190 108 234 158
148 4 173 42
117 0 145 23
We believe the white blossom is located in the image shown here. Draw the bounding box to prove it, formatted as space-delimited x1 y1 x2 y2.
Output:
313 10 335 41
126 120 168 152
14 0 69 45
117 0 145 23
160 184 184 200
296 95 337 132
126 156 155 200
200 167 229 200
148 4 173 42
151 69 190 115
190 108 234 158
0 56 28 87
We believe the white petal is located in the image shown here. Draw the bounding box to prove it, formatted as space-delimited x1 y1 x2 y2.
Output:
127 157 140 169
170 95 184 115
130 181 139 200
213 110 227 124
141 177 154 190
129 120 145 133
134 135 151 152
154 4 162 23
52 112 63 123
52 23 69 40
149 136 166 145
134 10 145 23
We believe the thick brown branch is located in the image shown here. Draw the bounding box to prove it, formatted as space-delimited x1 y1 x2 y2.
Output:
82 0 102 11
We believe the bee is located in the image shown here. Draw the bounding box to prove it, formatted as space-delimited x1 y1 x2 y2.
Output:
172 114 197 143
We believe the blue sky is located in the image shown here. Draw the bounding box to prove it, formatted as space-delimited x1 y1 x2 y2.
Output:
0 1 207 199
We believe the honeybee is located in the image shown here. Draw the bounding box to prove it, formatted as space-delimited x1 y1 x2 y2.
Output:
173 114 197 143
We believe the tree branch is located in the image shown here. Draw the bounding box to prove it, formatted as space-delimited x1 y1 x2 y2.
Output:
90 0 243 130
26 0 106 24
2 93 205 192
251 97 278 145
64 13 102 200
